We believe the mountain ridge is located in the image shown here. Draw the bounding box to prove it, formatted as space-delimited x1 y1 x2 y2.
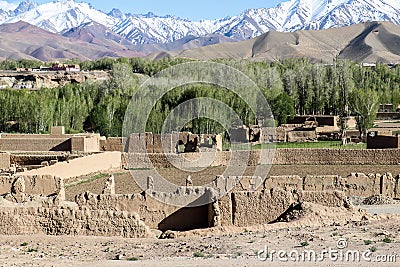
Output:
0 0 399 46
155 21 400 64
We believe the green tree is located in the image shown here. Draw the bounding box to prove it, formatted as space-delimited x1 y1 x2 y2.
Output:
349 88 379 138
271 92 295 125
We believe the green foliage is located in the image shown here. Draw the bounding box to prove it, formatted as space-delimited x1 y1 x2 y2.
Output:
300 241 309 247
0 58 397 137
193 251 206 258
349 88 379 137
382 237 392 243
0 59 45 70
271 92 295 125
364 240 372 245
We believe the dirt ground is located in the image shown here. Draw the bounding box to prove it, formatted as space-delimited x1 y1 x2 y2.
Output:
1 213 399 266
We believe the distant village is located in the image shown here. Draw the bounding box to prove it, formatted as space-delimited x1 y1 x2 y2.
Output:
15 63 81 72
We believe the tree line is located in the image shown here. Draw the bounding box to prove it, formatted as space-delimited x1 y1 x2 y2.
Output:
0 57 398 137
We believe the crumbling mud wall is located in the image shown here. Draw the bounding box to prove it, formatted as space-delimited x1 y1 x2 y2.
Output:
265 173 400 198
74 175 357 229
75 186 219 231
0 206 151 238
0 175 150 238
0 175 64 196
219 190 348 227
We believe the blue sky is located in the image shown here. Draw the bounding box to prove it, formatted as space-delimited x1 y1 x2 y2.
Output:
9 0 286 20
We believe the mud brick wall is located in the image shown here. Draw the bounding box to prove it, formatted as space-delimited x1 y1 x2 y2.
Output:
101 137 126 151
273 149 400 165
0 175 62 196
0 176 12 195
218 189 347 227
367 135 400 149
229 189 295 227
0 134 73 139
264 173 400 199
0 206 150 238
287 130 317 142
10 153 81 166
75 191 213 231
21 152 122 180
0 138 71 151
0 152 10 169
303 175 342 191
75 192 174 229
126 149 400 169
299 190 346 207
128 133 146 153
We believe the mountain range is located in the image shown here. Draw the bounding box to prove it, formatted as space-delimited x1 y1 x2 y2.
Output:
0 0 399 62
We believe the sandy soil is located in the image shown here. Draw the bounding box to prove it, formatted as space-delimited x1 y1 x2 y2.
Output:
1 214 399 267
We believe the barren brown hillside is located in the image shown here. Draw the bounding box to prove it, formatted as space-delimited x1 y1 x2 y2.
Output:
156 21 400 63
0 21 144 61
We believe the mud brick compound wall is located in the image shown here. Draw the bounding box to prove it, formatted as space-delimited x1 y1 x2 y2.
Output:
0 138 71 151
1 172 398 234
273 149 400 165
124 148 400 169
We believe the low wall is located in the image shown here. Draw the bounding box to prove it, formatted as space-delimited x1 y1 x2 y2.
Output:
0 152 10 169
0 133 74 139
10 153 81 166
265 173 399 198
219 189 347 227
367 135 400 149
102 137 126 151
0 206 150 238
124 148 400 169
0 138 71 151
273 149 400 165
0 175 62 196
20 152 122 179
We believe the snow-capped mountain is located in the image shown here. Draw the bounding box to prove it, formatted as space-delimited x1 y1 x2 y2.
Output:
13 0 38 16
2 0 118 33
0 0 400 45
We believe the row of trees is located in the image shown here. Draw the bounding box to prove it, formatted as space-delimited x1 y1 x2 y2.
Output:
0 58 397 137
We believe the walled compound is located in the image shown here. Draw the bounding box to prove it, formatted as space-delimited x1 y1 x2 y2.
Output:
1 128 400 237
0 126 102 153
230 115 358 143
0 166 398 234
